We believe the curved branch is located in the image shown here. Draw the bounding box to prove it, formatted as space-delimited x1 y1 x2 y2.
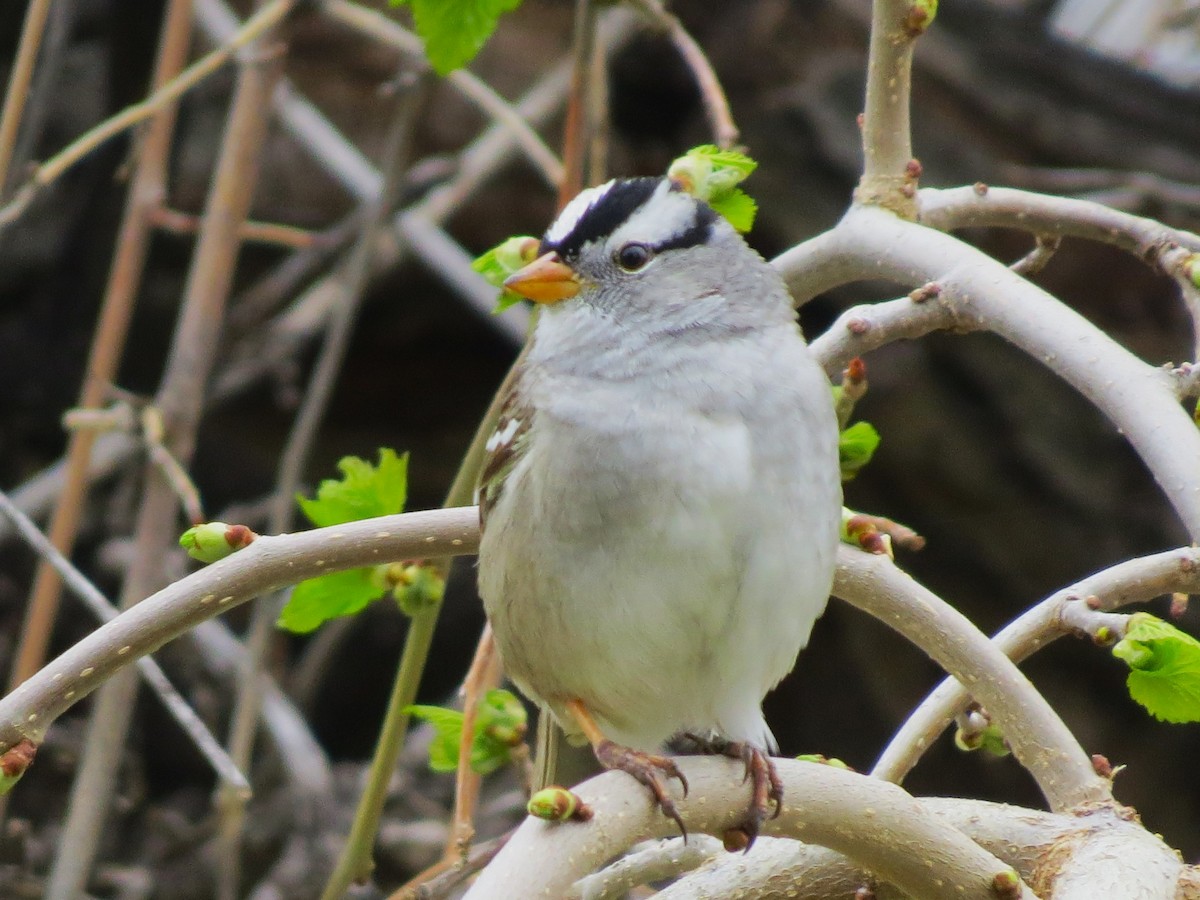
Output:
654 796 1077 900
0 506 480 752
464 757 1037 900
833 546 1110 811
873 547 1200 784
778 206 1200 545
919 185 1200 259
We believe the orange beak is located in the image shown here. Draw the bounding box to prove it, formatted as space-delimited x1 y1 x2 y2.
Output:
502 252 581 303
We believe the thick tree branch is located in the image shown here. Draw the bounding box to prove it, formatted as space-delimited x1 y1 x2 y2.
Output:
463 758 1036 900
777 206 1200 545
833 546 1110 811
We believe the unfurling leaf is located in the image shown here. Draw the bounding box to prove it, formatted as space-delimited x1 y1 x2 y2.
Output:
668 145 759 232
277 569 382 634
839 421 880 481
391 0 524 75
297 448 408 528
278 449 410 632
472 235 540 314
1113 613 1200 723
406 689 527 775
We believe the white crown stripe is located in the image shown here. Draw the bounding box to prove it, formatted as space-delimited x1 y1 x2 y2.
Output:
544 179 620 244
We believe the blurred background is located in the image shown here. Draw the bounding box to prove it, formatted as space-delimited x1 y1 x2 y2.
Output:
1 0 1199 895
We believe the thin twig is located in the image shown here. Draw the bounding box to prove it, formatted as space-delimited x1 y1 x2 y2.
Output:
559 0 599 205
44 24 292 900
919 185 1200 261
150 206 320 249
0 490 249 793
9 0 195 693
873 547 1200 784
833 547 1110 812
0 0 295 231
445 624 501 861
0 0 54 195
321 0 563 189
221 67 429 900
627 0 739 148
1009 234 1061 277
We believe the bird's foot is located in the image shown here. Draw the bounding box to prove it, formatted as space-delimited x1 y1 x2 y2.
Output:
594 739 690 838
685 734 783 851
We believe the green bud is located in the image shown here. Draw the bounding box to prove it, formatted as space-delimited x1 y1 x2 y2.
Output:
527 786 591 821
1184 254 1200 291
904 0 938 35
180 522 257 563
0 739 37 796
393 564 446 616
1112 637 1155 670
477 688 528 747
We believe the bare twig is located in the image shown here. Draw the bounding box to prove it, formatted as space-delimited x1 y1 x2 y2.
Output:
560 0 599 204
873 547 1200 785
220 66 429 900
0 0 54 194
627 0 739 148
320 0 563 189
0 490 249 793
464 757 1037 900
1010 234 1062 277
919 185 1200 261
445 624 502 861
9 0 195 692
0 0 295 230
149 206 320 249
44 22 292 898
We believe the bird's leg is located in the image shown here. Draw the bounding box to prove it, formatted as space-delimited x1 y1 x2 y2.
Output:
684 733 783 850
565 699 689 837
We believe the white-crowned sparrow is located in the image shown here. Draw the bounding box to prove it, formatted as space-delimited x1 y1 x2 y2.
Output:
476 176 842 842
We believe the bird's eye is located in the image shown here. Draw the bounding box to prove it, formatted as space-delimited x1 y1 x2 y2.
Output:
615 242 653 272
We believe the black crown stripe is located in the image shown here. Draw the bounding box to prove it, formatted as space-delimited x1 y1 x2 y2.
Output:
541 177 661 258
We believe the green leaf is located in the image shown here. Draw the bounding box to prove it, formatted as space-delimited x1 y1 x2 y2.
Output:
1113 613 1200 723
277 568 383 634
473 235 539 287
406 689 527 776
406 705 466 772
393 0 524 75
709 188 757 233
667 146 760 232
839 421 881 481
297 449 408 528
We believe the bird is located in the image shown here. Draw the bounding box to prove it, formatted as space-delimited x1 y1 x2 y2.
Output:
475 175 842 844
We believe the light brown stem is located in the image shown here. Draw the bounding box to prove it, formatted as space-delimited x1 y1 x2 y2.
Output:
9 0 195 692
44 22 291 899
0 0 54 194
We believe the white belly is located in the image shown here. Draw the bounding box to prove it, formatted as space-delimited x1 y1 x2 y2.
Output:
477 401 838 751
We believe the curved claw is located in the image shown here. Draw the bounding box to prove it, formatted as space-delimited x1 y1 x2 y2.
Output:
595 740 689 839
683 734 784 851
